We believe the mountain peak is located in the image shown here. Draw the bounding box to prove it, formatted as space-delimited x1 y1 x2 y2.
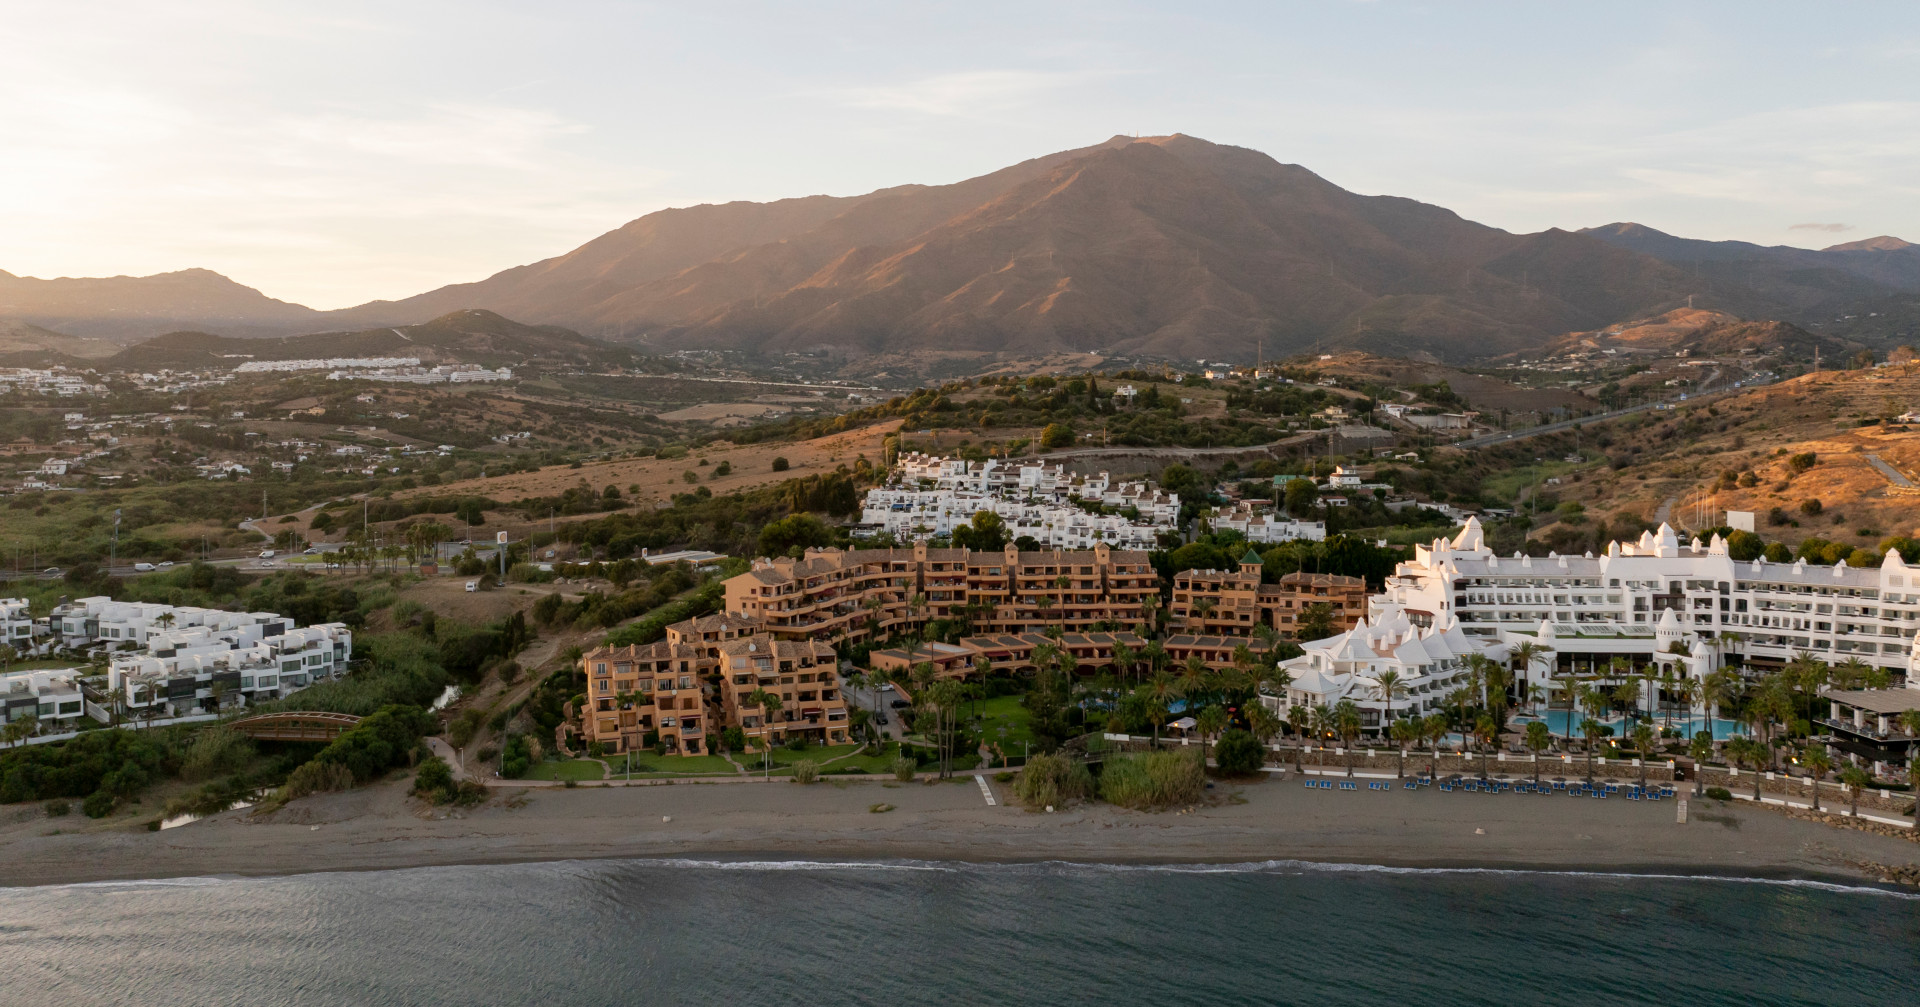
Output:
1823 235 1913 252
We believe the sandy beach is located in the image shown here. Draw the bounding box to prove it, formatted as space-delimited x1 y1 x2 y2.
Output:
4 771 1917 889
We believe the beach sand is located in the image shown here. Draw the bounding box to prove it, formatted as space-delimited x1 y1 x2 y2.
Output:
4 772 1916 888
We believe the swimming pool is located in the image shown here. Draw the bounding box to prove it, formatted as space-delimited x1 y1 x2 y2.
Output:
1513 710 1747 741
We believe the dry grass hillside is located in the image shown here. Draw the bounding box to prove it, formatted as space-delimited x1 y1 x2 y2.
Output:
1536 363 1920 548
1307 351 1599 414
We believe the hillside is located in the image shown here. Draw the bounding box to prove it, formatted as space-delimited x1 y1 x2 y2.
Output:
0 267 320 340
1533 307 1859 359
1301 351 1600 415
106 309 635 371
0 318 119 361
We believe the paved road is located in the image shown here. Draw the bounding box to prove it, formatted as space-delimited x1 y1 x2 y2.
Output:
1866 453 1916 489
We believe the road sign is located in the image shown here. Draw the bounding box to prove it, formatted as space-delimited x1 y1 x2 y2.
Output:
496 531 509 544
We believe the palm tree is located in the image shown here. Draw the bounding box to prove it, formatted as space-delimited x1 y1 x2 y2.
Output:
1333 699 1362 777
1142 672 1184 746
1179 655 1210 705
745 687 783 778
1612 679 1640 722
1839 765 1871 818
1688 731 1714 797
1390 717 1419 778
1371 670 1409 741
1524 720 1552 783
1474 713 1498 779
1247 703 1283 759
1196 705 1228 764
1631 722 1655 788
1422 713 1450 780
1445 685 1475 755
1111 641 1137 684
1801 744 1831 812
1577 684 1609 782
1192 596 1217 632
1699 669 1734 745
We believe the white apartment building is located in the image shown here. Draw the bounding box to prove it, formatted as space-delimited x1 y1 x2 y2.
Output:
1261 610 1506 736
1 598 34 650
1 668 87 725
107 621 352 717
1208 502 1326 543
30 597 352 716
856 489 1170 550
866 452 1181 550
1365 518 1920 720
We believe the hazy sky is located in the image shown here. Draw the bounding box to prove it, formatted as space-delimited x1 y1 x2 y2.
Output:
4 1 1917 308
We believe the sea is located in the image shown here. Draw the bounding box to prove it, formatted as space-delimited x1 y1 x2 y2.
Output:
3 858 1917 1006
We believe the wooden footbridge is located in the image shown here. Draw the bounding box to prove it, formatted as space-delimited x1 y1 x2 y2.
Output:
227 711 362 742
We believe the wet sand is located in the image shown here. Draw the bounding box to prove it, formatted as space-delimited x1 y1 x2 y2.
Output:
3 773 1916 889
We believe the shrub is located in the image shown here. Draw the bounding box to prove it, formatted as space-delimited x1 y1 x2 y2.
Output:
891 756 917 781
83 789 116 818
499 733 531 778
312 705 435 782
1787 452 1817 474
446 709 483 749
1099 750 1206 810
792 760 819 784
412 756 455 802
181 726 254 782
1799 498 1823 516
44 799 70 817
784 735 809 753
771 457 789 472
1705 786 1732 802
711 461 731 478
1013 752 1093 810
1211 729 1266 776
281 760 355 800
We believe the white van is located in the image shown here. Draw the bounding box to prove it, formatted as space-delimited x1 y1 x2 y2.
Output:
133 562 155 572
259 549 276 559
465 581 478 593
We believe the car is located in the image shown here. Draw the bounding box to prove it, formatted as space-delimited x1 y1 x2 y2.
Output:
889 699 910 709
157 561 173 568
879 683 894 692
42 567 61 577
874 713 889 726
465 581 478 593
258 549 276 559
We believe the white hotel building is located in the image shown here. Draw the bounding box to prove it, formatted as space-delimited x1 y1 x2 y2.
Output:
1265 519 1920 756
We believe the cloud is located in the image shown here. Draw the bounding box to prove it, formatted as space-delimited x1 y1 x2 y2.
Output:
830 69 1109 118
1789 222 1853 232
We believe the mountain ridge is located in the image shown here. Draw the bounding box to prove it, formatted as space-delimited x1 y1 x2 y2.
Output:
12 135 1919 361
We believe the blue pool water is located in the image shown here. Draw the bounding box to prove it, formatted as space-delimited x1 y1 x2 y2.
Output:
1515 710 1747 741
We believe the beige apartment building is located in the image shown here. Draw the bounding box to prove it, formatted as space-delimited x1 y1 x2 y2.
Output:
726 541 1160 645
1171 551 1367 639
578 613 849 755
714 636 849 749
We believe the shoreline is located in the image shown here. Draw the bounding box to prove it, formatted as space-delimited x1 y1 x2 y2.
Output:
5 774 1917 891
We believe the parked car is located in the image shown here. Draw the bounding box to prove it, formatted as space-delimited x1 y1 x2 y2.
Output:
465 581 479 593
874 713 889 726
879 683 894 692
889 699 910 709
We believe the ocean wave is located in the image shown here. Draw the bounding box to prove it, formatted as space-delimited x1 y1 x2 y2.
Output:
598 857 1920 899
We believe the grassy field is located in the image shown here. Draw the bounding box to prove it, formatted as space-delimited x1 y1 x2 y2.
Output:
972 694 1036 755
522 758 606 782
604 752 741 778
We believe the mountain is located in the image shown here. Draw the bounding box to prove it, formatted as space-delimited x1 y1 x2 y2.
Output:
105 309 634 371
320 135 1722 363
1579 222 1920 342
15 135 1918 362
0 267 320 340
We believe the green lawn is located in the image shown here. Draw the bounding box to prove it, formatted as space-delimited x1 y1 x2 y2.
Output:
741 742 909 776
523 759 606 781
605 752 742 778
972 694 1036 754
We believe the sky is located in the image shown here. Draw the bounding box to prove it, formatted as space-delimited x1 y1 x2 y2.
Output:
3 0 1918 309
